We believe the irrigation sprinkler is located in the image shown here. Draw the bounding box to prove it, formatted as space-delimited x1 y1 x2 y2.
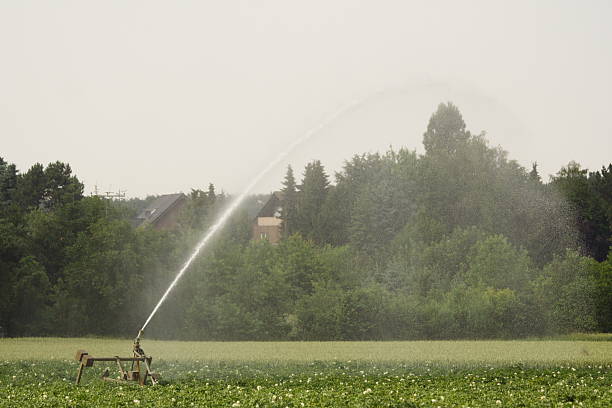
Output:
74 330 159 385
71 89 402 387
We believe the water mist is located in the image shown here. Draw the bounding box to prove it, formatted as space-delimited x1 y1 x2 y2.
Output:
137 88 392 338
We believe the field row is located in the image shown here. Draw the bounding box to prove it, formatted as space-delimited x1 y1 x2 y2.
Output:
2 338 612 365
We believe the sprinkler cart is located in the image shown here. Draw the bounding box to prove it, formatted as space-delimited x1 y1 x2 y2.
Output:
74 330 159 385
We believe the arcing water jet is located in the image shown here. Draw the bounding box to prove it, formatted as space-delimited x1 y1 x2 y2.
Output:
74 83 449 385
136 88 392 340
73 90 395 385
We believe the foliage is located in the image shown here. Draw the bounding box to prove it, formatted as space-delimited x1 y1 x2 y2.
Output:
1 101 611 339
279 165 298 237
295 160 330 244
537 250 600 333
551 162 612 261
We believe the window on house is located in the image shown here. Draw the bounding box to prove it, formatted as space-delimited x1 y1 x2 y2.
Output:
260 232 268 240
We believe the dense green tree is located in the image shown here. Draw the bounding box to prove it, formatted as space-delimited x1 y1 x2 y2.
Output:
231 241 291 339
53 219 147 335
551 162 610 261
183 240 291 340
280 165 298 236
529 162 542 184
0 157 18 212
464 234 533 292
422 102 470 156
536 250 599 333
296 160 330 243
418 105 577 265
1 100 610 339
0 219 24 335
326 153 385 245
442 285 526 339
590 164 612 215
340 284 387 340
396 226 487 296
179 184 221 232
349 149 418 256
593 256 612 332
276 234 324 297
6 256 51 336
13 161 83 211
208 182 216 203
15 163 46 210
42 161 83 208
381 293 424 339
295 281 344 340
21 196 108 283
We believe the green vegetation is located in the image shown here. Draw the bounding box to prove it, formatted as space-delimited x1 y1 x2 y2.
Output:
1 102 611 340
1 339 611 407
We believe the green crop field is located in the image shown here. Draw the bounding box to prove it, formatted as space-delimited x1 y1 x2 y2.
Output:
1 337 611 407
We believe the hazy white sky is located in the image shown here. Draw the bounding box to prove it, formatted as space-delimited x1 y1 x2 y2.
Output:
1 0 611 197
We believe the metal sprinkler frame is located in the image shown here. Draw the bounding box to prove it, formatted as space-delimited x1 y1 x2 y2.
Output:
74 330 159 385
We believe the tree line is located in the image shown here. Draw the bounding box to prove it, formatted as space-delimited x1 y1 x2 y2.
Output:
0 102 610 339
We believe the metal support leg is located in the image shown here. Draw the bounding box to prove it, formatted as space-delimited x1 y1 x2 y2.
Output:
115 357 127 380
75 363 85 385
144 358 158 385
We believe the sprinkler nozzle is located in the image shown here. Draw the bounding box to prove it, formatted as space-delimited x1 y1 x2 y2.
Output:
133 329 145 357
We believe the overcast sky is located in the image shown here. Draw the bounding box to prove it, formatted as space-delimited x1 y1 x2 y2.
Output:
1 1 611 197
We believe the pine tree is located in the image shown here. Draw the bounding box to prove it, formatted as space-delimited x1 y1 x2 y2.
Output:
280 166 297 237
422 102 470 155
529 162 542 184
297 160 330 242
208 183 216 203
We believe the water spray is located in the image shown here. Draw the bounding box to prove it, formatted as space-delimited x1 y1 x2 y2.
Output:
136 87 391 339
74 87 400 385
71 80 526 385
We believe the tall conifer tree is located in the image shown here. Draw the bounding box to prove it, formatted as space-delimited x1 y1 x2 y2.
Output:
297 160 329 242
280 165 297 237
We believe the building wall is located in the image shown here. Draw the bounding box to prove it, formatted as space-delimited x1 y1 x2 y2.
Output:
252 218 282 244
257 216 282 227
